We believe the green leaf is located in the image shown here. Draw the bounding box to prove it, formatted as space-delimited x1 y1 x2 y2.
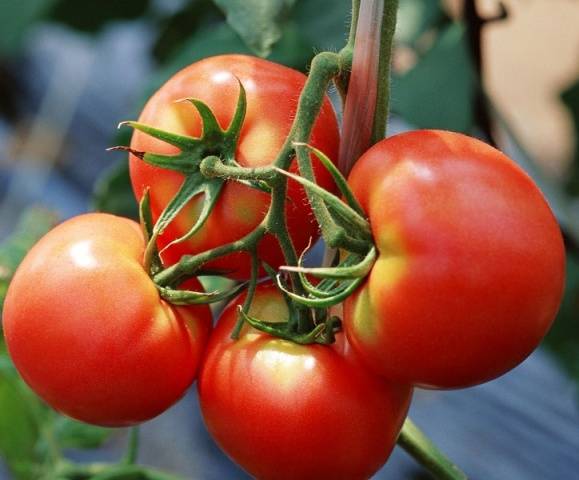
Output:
213 0 296 57
0 0 57 56
391 23 476 132
92 162 139 220
544 253 579 382
0 370 42 479
152 0 223 62
149 22 251 100
396 0 444 45
561 78 579 196
292 0 349 52
52 417 111 450
152 0 348 85
0 208 58 314
48 0 150 32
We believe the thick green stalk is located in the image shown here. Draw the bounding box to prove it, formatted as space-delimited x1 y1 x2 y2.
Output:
398 419 468 480
339 0 399 175
335 0 360 98
274 52 341 170
123 427 139 465
372 0 398 143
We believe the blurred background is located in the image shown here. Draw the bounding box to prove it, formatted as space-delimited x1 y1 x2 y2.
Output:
0 0 578 479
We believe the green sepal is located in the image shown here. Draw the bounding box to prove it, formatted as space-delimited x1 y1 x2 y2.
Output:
281 247 376 280
112 82 248 263
139 190 163 276
159 178 224 253
273 167 373 242
225 78 247 142
237 307 339 345
279 240 337 299
182 98 222 140
293 142 365 216
116 82 246 176
276 273 364 308
118 121 198 151
158 281 247 305
261 261 295 311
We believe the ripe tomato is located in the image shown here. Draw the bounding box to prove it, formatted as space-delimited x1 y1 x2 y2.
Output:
344 130 565 389
2 213 212 426
198 284 412 480
129 54 340 279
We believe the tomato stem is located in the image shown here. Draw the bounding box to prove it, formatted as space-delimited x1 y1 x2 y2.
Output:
334 0 360 100
123 426 140 465
371 0 398 144
398 418 468 480
231 250 259 339
339 0 399 176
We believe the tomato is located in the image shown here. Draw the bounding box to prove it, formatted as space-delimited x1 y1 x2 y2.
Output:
344 130 566 389
2 213 212 426
198 284 412 480
129 54 340 279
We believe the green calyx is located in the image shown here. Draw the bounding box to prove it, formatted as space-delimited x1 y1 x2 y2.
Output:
277 246 376 309
238 305 342 345
111 51 378 346
112 81 248 263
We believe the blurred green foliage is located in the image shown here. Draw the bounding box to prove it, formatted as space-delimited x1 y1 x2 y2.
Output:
391 23 476 133
395 0 443 45
50 0 150 32
0 208 58 313
561 79 579 196
0 0 56 56
545 253 579 390
92 162 139 220
213 0 296 57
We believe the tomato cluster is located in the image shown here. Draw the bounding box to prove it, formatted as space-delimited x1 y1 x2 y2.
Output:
1 55 565 479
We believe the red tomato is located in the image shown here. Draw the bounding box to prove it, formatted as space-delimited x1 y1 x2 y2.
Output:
2 213 212 426
198 284 412 480
129 54 340 279
344 130 566 389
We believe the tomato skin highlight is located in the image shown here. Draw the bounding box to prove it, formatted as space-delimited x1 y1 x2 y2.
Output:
129 54 340 279
2 213 212 427
198 284 412 480
344 130 566 389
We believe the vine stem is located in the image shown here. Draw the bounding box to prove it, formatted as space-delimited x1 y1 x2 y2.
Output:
398 419 468 480
123 426 140 465
339 0 398 175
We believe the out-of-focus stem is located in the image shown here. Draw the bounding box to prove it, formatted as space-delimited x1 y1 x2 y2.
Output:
398 418 468 480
